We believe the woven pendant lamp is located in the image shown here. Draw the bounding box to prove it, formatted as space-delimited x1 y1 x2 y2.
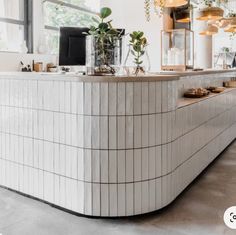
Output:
196 6 224 21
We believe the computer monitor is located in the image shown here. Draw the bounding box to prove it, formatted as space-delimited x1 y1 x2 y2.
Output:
59 27 89 66
59 27 125 66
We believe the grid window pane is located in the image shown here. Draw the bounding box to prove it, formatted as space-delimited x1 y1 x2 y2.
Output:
45 29 60 54
0 0 24 20
44 1 97 28
0 22 24 52
60 0 99 12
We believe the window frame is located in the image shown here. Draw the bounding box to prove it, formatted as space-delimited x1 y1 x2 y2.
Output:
0 0 33 53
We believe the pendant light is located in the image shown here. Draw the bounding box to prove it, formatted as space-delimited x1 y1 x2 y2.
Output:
199 24 219 35
155 0 188 8
209 18 231 28
196 7 224 21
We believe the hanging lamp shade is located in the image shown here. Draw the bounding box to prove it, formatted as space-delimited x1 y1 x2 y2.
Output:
196 7 224 21
175 9 191 23
199 24 218 36
155 0 188 8
209 18 231 28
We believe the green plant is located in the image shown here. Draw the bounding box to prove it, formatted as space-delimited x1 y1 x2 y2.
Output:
88 7 122 75
129 31 148 75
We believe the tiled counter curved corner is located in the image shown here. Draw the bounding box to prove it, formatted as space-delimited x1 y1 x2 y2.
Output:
0 70 236 217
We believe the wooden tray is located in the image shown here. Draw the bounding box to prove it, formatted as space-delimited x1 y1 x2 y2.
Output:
184 91 210 98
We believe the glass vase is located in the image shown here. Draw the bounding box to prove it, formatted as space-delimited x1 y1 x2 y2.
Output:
123 45 151 76
86 35 122 76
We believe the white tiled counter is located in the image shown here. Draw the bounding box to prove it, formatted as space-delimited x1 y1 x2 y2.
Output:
0 70 236 217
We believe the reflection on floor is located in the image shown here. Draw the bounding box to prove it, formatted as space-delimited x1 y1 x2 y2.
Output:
0 141 236 235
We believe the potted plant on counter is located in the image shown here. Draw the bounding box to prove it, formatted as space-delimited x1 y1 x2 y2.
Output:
124 31 150 76
86 7 123 76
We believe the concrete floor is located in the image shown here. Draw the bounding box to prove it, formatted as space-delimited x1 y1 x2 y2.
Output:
0 141 236 235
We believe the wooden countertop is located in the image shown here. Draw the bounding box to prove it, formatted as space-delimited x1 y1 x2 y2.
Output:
0 69 235 82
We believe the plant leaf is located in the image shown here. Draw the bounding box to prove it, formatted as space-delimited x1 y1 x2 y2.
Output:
100 7 112 19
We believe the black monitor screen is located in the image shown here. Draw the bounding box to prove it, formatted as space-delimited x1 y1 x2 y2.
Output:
59 27 89 66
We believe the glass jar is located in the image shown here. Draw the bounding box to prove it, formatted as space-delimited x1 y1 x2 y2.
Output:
123 45 151 76
86 35 122 76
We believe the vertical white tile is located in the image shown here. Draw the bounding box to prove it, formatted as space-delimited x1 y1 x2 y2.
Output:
134 149 142 181
65 113 72 145
126 116 134 149
64 82 71 113
126 150 134 182
54 143 60 175
149 179 156 212
149 82 156 114
118 184 126 216
109 184 117 216
77 148 84 181
54 174 60 205
84 149 92 181
100 83 108 115
71 82 78 114
109 150 117 183
77 115 84 148
100 116 108 149
84 116 91 148
134 116 141 148
108 83 117 115
84 83 92 115
71 146 77 179
92 83 100 115
101 184 109 216
71 114 78 146
156 178 162 209
142 82 149 114
148 114 155 146
92 183 101 216
117 116 125 149
44 141 54 172
134 182 142 215
126 83 134 115
141 148 149 180
44 171 54 203
109 116 117 149
92 150 100 183
133 82 142 115
84 182 92 215
141 181 149 214
59 176 66 208
44 111 53 142
59 144 66 176
77 181 84 214
162 81 168 112
141 115 149 147
100 150 109 183
117 83 126 115
155 146 162 177
58 113 65 144
91 116 100 149
77 82 84 115
117 150 126 183
149 147 156 179
126 183 134 216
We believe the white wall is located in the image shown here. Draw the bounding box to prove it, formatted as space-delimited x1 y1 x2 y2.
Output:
192 10 213 69
101 0 163 71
